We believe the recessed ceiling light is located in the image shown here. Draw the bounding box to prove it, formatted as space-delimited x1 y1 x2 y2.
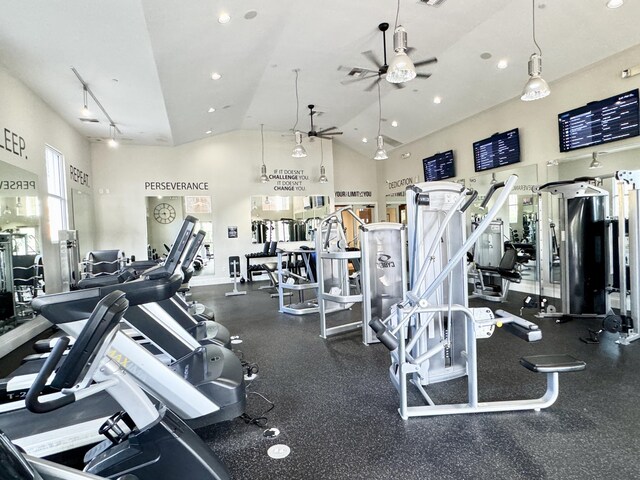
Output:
497 59 508 69
211 72 222 80
433 96 442 104
208 107 216 113
206 130 212 134
362 137 368 143
218 13 231 24
391 120 398 127
607 0 623 7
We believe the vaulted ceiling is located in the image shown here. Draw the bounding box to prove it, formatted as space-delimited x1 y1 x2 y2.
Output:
1 0 639 157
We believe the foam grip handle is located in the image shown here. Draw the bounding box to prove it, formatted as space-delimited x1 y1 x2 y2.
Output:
377 330 399 351
25 337 75 413
369 318 386 334
480 181 506 209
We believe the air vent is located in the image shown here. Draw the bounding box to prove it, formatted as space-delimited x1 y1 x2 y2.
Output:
381 134 402 148
79 117 100 123
420 0 447 6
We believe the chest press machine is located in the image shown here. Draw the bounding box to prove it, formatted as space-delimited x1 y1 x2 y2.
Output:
369 176 584 419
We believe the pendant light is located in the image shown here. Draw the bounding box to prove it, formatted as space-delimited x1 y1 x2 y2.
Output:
292 130 307 158
386 26 416 84
521 0 550 101
291 69 307 158
259 124 269 183
373 81 388 160
318 139 328 183
589 152 602 169
386 0 416 84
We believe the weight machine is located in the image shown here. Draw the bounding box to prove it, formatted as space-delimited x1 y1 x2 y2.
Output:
535 171 639 345
369 177 584 419
316 207 364 338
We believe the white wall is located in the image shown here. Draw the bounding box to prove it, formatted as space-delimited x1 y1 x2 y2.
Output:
332 141 379 213
0 65 93 292
91 130 335 282
375 44 640 213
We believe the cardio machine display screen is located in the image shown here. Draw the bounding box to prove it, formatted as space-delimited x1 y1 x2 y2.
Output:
422 150 455 182
473 128 521 172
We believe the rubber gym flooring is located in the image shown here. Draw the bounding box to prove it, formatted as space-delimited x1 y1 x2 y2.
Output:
191 283 640 480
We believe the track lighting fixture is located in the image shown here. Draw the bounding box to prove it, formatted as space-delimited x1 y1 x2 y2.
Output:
72 67 122 140
81 86 91 117
260 124 269 183
318 139 328 183
108 123 118 148
521 0 550 101
373 82 388 160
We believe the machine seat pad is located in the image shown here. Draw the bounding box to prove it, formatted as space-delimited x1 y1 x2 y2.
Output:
520 354 586 373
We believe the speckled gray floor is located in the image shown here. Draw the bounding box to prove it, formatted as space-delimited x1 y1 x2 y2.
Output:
191 284 640 480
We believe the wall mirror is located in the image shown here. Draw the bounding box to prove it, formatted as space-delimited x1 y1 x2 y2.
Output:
0 161 42 328
385 192 406 224
250 195 331 243
466 163 539 295
145 196 214 277
70 188 95 256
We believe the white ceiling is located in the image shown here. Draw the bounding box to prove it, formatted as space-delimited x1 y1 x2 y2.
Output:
1 0 639 157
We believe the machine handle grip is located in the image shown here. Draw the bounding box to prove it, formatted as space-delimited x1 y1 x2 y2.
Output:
480 181 506 209
25 337 75 414
461 190 478 213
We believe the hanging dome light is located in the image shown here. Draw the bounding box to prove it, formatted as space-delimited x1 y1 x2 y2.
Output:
386 26 417 84
374 135 388 160
521 0 550 102
292 131 307 158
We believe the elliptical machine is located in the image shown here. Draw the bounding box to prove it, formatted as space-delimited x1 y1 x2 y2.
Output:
24 290 230 479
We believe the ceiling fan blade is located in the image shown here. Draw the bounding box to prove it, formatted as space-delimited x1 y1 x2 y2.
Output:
364 76 381 92
391 81 405 90
362 50 383 69
319 132 343 139
340 72 378 85
317 126 339 134
415 72 432 79
413 57 438 68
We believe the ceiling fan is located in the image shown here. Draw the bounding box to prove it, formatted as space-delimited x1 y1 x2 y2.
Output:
340 22 437 91
306 104 342 141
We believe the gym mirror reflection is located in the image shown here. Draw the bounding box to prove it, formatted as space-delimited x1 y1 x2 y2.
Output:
467 164 539 297
0 160 43 332
145 196 215 279
70 189 95 256
250 195 331 243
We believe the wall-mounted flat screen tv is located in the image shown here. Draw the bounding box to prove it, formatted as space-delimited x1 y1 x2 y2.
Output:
558 89 639 152
422 150 455 182
473 128 520 172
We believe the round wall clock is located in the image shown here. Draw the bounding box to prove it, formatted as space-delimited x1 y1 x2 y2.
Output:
153 202 177 224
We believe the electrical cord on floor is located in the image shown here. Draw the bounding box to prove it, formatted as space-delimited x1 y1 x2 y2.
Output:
239 391 275 429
